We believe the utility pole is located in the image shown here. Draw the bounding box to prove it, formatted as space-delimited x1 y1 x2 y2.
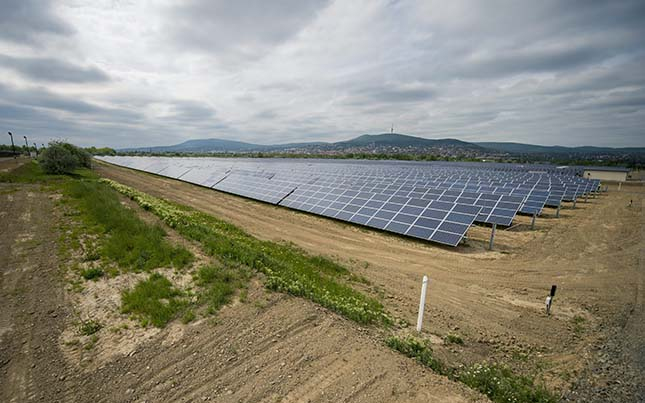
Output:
33 142 39 157
8 131 16 158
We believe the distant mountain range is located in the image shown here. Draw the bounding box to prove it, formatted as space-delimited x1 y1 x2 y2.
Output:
120 133 645 156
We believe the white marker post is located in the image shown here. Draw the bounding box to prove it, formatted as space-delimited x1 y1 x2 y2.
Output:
416 275 429 332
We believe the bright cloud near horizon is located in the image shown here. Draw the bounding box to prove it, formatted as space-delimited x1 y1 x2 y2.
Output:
0 0 644 148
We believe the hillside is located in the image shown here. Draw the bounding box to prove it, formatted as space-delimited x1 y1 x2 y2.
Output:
118 133 644 162
477 142 645 155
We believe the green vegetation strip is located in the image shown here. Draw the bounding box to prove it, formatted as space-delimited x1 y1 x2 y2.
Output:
64 179 193 272
386 336 557 403
101 178 390 325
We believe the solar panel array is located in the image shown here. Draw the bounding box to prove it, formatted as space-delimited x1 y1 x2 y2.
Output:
97 156 601 247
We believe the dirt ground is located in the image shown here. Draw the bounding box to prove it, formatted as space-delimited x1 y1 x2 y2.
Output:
1 157 643 402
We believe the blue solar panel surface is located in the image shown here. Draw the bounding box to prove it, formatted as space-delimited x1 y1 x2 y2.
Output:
97 156 601 247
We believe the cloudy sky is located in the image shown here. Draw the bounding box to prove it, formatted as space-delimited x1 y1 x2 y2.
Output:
0 0 644 148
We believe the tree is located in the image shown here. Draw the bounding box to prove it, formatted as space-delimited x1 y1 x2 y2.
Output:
39 141 92 174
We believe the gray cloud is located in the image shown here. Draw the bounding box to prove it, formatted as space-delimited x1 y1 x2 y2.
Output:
159 101 217 122
0 0 644 148
346 83 436 106
0 54 109 83
165 0 330 63
0 0 73 44
0 82 141 123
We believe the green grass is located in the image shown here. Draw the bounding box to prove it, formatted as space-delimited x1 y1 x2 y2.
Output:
103 179 390 326
121 273 188 327
2 161 192 274
80 267 104 280
195 265 251 314
64 180 193 272
385 336 557 403
0 160 59 183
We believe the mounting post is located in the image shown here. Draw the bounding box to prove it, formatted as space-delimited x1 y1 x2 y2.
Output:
488 223 497 250
584 193 588 203
416 275 428 332
572 198 577 209
531 213 536 230
546 285 557 315
556 204 561 218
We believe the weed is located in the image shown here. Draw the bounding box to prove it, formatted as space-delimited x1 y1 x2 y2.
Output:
348 273 371 285
121 273 188 327
181 310 196 324
456 363 557 403
79 319 102 335
239 288 248 303
80 267 104 281
444 334 464 345
385 336 447 374
386 336 557 403
84 334 99 350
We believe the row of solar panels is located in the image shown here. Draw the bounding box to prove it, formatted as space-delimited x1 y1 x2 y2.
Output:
96 156 600 247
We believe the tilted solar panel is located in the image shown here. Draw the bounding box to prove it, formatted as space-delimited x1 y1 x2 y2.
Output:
95 156 604 247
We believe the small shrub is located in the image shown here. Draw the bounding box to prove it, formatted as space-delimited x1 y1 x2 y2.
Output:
444 334 464 345
79 319 102 335
80 267 104 280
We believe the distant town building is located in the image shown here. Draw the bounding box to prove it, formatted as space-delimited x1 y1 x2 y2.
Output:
583 166 630 182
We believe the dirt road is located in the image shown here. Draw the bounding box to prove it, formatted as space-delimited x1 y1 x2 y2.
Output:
0 182 78 402
97 162 645 401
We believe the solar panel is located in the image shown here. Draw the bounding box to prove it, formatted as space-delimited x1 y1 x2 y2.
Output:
96 156 603 247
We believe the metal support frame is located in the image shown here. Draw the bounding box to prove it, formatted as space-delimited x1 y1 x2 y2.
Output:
556 204 561 218
531 213 536 230
488 223 497 250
